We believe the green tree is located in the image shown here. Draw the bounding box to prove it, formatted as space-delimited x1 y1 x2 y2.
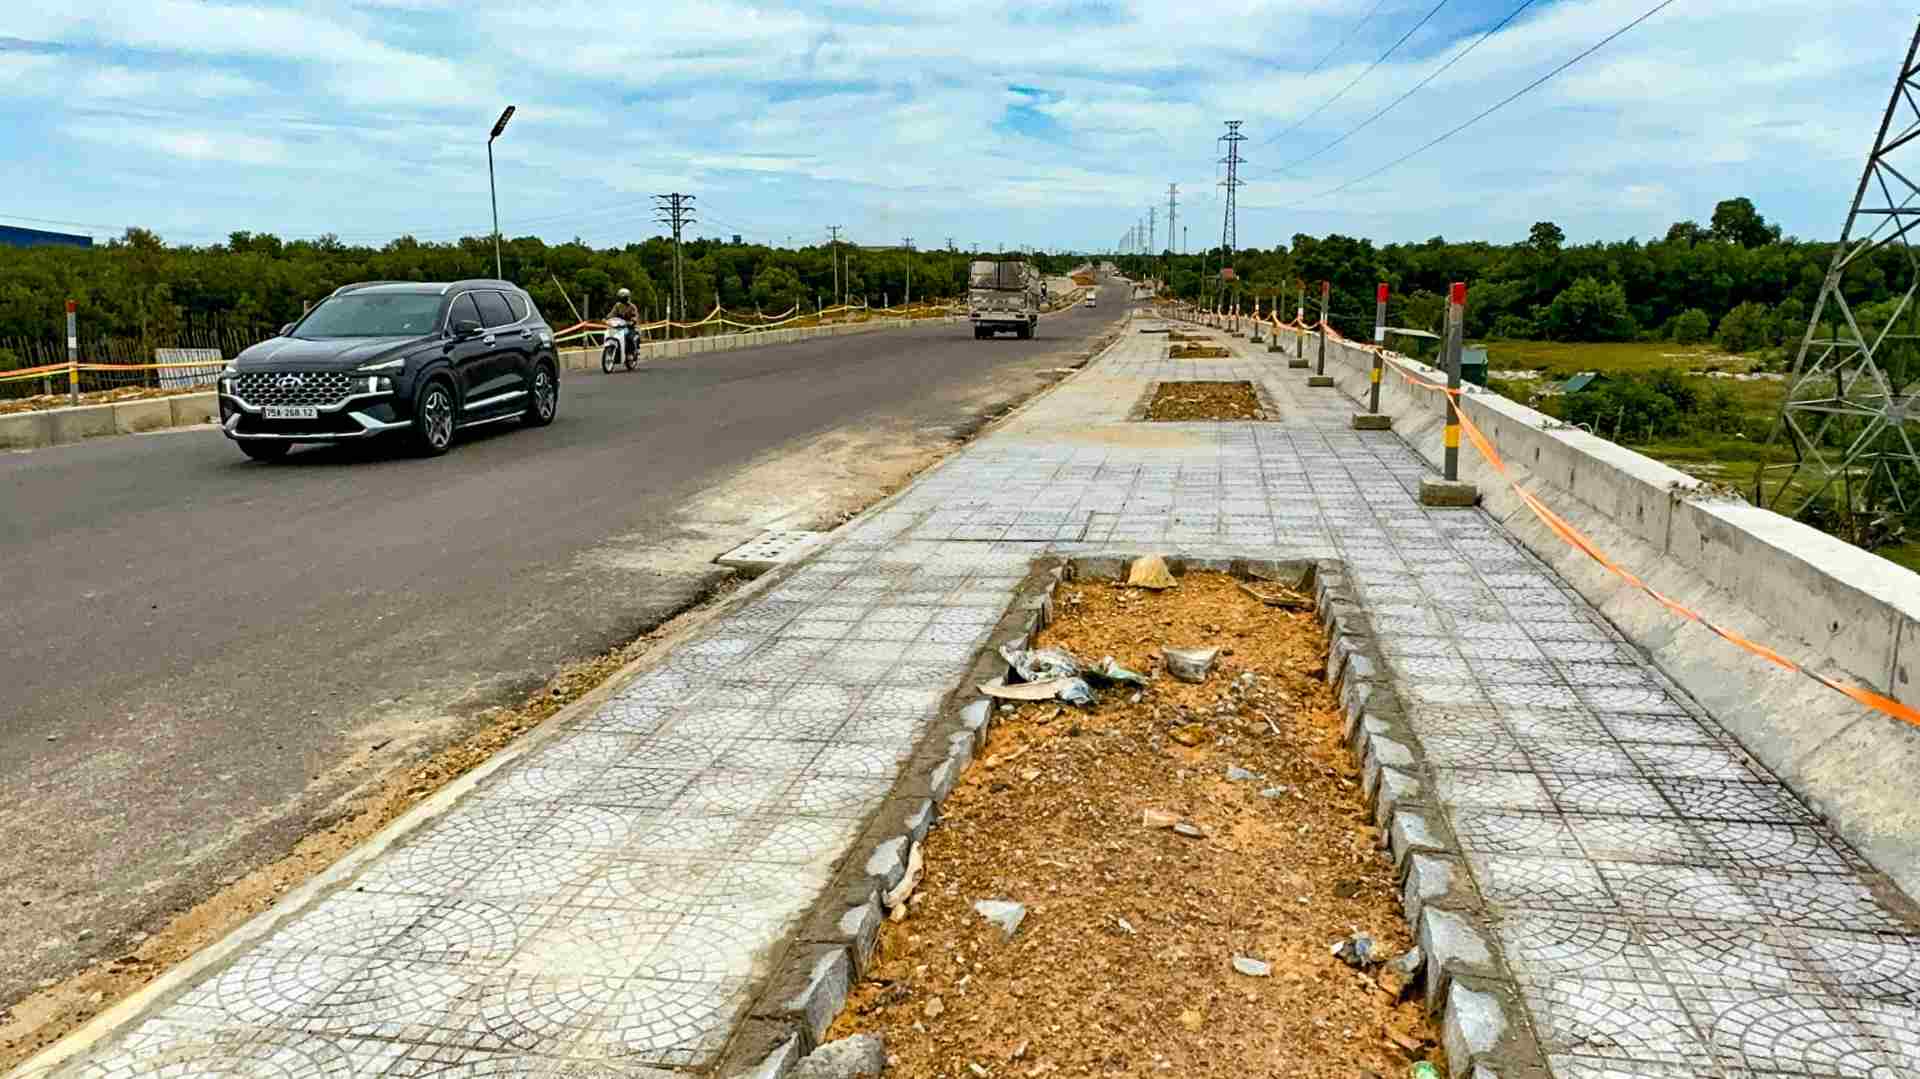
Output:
1716 301 1772 352
1711 197 1781 248
1528 221 1565 252
1672 308 1711 344
1544 277 1636 341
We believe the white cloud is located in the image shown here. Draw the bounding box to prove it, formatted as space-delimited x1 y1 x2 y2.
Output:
3 0 1910 249
64 119 289 165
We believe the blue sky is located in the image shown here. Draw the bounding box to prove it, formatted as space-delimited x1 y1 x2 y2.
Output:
0 0 1905 252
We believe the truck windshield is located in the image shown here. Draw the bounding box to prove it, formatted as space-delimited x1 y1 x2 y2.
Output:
295 293 444 338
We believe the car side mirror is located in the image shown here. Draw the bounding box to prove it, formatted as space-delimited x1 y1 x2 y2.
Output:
452 319 482 339
278 322 294 336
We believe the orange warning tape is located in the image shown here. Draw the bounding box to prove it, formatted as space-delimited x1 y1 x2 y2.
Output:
1372 348 1920 731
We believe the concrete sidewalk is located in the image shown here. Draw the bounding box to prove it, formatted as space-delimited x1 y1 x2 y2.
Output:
19 309 1920 1078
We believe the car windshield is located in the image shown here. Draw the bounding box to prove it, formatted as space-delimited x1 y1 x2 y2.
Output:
295 293 443 338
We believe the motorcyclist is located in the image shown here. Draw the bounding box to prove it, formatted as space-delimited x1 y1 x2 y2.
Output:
606 288 641 333
602 287 639 345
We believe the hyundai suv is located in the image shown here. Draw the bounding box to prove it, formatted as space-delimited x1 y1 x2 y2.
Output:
218 279 560 460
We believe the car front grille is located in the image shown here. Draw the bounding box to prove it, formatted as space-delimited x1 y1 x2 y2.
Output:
233 371 356 409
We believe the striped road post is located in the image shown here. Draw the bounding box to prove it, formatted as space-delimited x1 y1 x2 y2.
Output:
1371 283 1387 414
1443 281 1467 482
66 300 79 406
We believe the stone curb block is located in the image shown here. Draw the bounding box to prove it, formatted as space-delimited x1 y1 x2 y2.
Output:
754 945 853 1054
1388 805 1449 874
1440 976 1543 1079
1401 852 1472 927
1418 907 1498 1003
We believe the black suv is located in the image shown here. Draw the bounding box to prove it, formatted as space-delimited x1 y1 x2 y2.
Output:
219 279 560 460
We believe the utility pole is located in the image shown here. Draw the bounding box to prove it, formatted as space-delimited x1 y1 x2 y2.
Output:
827 225 843 309
1218 120 1246 310
1147 206 1156 255
903 237 913 306
653 193 696 335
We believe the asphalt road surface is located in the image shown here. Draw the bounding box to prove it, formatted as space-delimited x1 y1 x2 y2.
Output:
0 294 1127 1004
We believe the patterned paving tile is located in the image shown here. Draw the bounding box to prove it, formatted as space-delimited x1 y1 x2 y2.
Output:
49 316 1920 1079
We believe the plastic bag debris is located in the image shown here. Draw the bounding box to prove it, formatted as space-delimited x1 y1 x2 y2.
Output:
1162 646 1219 683
999 643 1082 683
977 676 1098 708
1089 655 1148 687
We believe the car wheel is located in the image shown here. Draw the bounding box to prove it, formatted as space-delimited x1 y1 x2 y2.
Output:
238 440 290 462
410 378 457 457
524 362 558 427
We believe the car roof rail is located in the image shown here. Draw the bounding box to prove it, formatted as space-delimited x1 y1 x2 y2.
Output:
329 280 415 296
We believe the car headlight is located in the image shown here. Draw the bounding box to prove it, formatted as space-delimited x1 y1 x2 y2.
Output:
355 357 406 372
220 363 238 377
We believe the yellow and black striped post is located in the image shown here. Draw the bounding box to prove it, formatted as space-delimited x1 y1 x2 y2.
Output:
1443 281 1467 482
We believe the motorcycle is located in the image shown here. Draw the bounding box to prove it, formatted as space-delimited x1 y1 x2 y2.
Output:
600 318 638 373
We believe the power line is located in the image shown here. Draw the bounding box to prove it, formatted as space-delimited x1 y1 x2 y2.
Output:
1280 0 1680 207
1265 0 1453 151
1260 0 1393 146
1256 0 1544 180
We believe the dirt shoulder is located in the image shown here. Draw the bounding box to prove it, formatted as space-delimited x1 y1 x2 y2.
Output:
830 574 1440 1077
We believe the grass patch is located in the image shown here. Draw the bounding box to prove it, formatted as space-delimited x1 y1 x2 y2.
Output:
1480 340 1769 377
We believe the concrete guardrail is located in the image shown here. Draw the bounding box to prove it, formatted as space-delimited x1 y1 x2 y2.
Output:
1288 324 1920 897
557 315 954 372
0 392 217 451
1 316 958 451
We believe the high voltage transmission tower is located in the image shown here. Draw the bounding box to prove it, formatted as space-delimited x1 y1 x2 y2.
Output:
1754 21 1920 532
652 193 695 321
1167 184 1179 254
1218 120 1246 307
827 225 843 306
1148 206 1156 254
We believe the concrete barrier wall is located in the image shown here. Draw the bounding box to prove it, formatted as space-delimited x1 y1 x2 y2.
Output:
557 315 950 372
1265 321 1920 897
2 318 948 449
0 392 219 451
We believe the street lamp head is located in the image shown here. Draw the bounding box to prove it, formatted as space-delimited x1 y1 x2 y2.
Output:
490 105 516 140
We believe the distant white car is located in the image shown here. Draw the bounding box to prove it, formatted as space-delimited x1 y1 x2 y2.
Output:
1083 296 1097 308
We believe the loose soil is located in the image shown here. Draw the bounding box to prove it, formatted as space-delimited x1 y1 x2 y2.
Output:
1168 345 1232 359
829 574 1440 1078
1146 380 1263 421
0 385 205 416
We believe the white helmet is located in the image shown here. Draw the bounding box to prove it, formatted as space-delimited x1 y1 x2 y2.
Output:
617 288 631 299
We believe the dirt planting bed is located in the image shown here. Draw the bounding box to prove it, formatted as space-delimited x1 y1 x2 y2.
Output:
828 572 1439 1078
1146 380 1263 420
1168 345 1233 359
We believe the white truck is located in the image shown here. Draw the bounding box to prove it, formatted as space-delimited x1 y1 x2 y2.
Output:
969 260 1042 339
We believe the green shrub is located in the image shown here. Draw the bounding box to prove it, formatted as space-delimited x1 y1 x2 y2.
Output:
1672 308 1711 345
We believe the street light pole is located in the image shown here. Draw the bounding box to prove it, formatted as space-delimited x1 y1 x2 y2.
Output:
487 105 516 280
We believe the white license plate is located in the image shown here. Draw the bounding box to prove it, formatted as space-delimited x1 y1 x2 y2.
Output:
264 406 318 420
